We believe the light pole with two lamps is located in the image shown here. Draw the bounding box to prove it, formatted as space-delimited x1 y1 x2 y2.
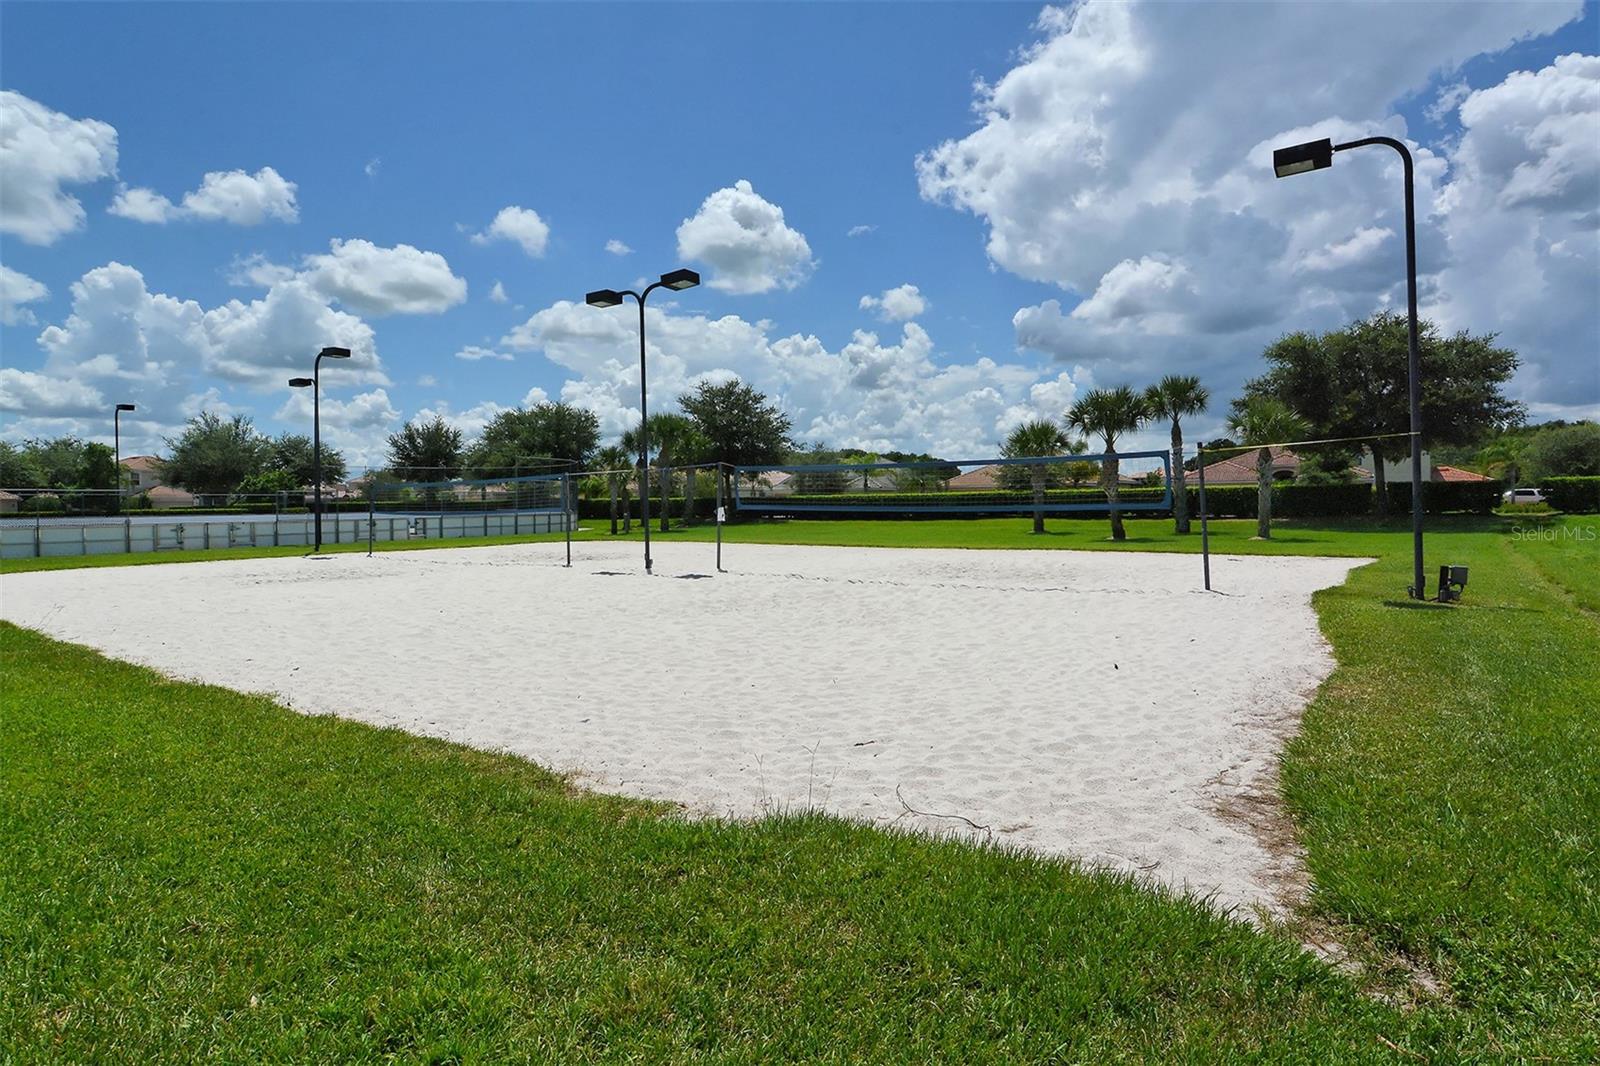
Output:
584 269 700 574
113 403 136 512
287 345 352 553
1273 135 1427 599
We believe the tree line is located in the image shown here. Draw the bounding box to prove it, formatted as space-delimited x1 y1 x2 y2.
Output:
10 310 1589 533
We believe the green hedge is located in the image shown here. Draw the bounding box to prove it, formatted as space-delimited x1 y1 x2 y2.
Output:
1539 477 1600 513
1382 480 1505 515
579 496 718 521
19 494 65 514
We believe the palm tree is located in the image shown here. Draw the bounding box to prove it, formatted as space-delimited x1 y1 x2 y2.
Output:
622 413 697 532
675 427 712 524
1226 396 1309 539
840 452 883 492
1066 386 1149 541
1144 375 1210 534
1001 419 1072 534
594 445 632 535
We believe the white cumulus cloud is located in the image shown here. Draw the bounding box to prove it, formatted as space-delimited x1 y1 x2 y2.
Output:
915 0 1591 416
298 238 468 316
605 239 632 256
858 283 927 322
454 345 512 362
0 90 118 246
502 298 1084 456
109 166 298 225
676 179 815 294
0 265 49 326
472 205 550 258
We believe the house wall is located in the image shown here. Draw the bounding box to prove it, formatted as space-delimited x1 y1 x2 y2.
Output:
1360 448 1433 484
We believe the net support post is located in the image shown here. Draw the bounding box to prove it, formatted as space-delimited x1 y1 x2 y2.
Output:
715 470 726 573
1196 445 1212 592
563 473 572 568
367 480 375 557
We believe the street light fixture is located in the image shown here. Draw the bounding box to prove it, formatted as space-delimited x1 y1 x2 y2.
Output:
113 403 136 512
1273 135 1427 599
584 269 701 574
289 346 351 553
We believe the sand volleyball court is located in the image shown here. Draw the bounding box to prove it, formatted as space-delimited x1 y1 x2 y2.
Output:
1 540 1365 917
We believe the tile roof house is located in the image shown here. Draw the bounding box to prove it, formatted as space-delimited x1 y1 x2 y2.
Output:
1187 446 1374 485
120 455 166 493
1433 465 1492 482
947 464 1001 490
0 490 19 514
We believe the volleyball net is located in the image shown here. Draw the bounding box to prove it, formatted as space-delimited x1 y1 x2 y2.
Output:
369 472 570 516
733 451 1172 514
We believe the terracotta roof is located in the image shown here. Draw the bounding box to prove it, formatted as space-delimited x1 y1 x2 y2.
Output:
145 485 196 506
1186 446 1300 485
0 490 19 501
947 464 1001 490
1433 465 1492 482
120 455 163 472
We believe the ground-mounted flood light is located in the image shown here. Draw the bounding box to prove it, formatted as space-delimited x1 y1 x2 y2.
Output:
1437 565 1468 603
1273 132 1427 600
581 267 703 574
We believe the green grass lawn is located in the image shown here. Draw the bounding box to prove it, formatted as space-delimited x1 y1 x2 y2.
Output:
3 514 1596 1060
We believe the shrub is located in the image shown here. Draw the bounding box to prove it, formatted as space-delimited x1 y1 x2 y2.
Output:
1383 480 1505 515
20 494 64 514
1540 477 1600 514
1272 483 1372 518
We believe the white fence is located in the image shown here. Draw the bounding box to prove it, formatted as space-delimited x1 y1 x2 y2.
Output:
0 510 572 560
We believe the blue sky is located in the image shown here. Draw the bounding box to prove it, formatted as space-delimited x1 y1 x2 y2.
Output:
3 1 1596 467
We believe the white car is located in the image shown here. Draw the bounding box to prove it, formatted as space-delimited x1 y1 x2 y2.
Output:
1502 486 1546 504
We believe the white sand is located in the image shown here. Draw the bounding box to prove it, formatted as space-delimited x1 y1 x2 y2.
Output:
1 540 1366 918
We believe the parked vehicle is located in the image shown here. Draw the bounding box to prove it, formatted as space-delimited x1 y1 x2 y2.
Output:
1502 487 1547 505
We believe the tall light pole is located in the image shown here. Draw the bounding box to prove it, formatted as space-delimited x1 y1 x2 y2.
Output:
1273 135 1427 599
584 268 700 574
113 403 135 512
288 345 351 553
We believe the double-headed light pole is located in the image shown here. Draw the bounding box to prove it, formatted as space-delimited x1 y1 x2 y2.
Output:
584 268 700 574
113 403 136 511
288 345 352 553
1273 135 1427 599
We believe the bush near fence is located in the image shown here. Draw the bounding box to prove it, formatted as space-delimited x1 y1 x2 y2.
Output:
1538 477 1600 513
1381 480 1505 515
578 496 719 521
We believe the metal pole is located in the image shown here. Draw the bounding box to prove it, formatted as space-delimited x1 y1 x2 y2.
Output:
1196 444 1212 592
368 477 375 557
1400 149 1426 600
716 469 724 573
636 293 652 574
564 473 572 568
113 408 121 515
312 356 324 553
1335 136 1426 599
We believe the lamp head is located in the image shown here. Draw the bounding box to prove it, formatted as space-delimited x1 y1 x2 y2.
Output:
585 289 625 308
115 403 136 412
1273 138 1334 178
319 346 352 359
288 377 314 388
659 268 700 291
